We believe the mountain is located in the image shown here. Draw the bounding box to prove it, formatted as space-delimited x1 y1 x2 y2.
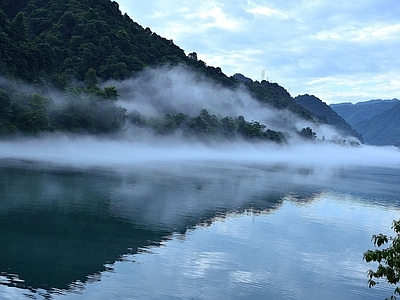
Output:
330 99 400 146
330 99 400 127
352 102 400 146
0 0 303 112
294 94 363 141
0 0 192 86
0 0 355 142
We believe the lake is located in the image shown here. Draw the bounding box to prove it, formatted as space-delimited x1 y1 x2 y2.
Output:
0 142 400 299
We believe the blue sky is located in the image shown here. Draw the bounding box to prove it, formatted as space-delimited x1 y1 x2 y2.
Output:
116 0 400 104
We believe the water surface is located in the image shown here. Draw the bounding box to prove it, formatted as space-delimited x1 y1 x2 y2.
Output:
0 159 399 299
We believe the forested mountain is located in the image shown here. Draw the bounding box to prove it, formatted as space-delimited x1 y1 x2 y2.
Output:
351 103 400 146
330 99 400 146
330 99 400 127
0 0 347 143
294 94 363 141
0 0 192 86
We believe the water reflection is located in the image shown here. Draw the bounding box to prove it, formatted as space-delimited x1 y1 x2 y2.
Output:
57 194 398 300
0 160 399 299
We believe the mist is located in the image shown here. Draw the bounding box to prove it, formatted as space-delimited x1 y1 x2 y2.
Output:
1 65 398 172
107 65 327 137
1 68 400 300
1 65 358 143
0 133 398 169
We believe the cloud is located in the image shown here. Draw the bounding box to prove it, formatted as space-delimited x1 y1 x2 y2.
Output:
313 23 400 43
305 72 400 103
105 65 309 137
246 4 289 20
188 3 241 30
0 133 399 170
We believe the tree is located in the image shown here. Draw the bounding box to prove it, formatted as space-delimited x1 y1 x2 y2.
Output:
19 94 51 134
188 52 197 60
11 12 28 43
103 86 118 100
299 127 316 140
364 219 400 300
84 68 98 88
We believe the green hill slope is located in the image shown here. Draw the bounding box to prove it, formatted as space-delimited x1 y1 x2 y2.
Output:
0 0 322 140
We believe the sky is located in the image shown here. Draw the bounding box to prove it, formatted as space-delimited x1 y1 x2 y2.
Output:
116 0 400 104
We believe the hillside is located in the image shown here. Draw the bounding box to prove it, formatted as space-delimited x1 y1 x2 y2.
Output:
0 0 312 115
330 99 400 127
294 94 363 141
352 102 400 146
0 0 350 143
0 0 191 86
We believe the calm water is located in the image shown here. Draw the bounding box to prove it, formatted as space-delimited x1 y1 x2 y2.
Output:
0 159 399 299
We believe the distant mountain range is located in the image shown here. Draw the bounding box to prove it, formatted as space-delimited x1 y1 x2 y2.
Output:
330 99 400 146
294 94 363 141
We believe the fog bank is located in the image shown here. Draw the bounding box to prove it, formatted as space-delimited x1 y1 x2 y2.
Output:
106 65 345 141
0 134 398 170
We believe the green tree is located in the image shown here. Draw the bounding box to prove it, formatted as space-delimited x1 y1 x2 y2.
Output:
220 116 236 138
0 88 16 134
84 68 98 88
102 86 118 100
11 12 28 43
364 219 400 300
19 93 51 134
299 127 316 140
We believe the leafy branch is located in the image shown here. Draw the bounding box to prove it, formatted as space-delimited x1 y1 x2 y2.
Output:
364 220 400 300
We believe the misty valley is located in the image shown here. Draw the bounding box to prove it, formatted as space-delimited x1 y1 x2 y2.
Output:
1 147 400 300
2 0 400 299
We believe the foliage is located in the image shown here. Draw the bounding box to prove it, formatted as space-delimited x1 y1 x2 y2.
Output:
0 0 316 122
0 0 188 85
244 80 314 121
364 220 400 300
0 84 125 135
298 127 316 140
0 0 325 139
127 109 287 144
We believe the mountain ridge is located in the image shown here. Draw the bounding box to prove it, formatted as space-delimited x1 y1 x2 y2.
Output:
330 99 400 127
330 99 400 145
294 94 363 141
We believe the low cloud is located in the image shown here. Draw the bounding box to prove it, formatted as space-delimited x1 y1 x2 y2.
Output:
2 65 398 173
104 66 288 137
0 133 398 171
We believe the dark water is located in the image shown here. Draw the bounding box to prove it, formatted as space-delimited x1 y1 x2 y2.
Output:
0 159 399 299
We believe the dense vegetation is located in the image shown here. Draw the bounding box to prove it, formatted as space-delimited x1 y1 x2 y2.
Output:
129 109 287 143
0 0 316 143
0 84 287 143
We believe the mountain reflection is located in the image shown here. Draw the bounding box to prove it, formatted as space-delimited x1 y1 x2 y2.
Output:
0 163 168 293
0 160 399 296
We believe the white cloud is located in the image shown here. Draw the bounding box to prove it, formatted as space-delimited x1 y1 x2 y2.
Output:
190 4 241 30
246 5 289 19
304 72 400 103
314 23 400 43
